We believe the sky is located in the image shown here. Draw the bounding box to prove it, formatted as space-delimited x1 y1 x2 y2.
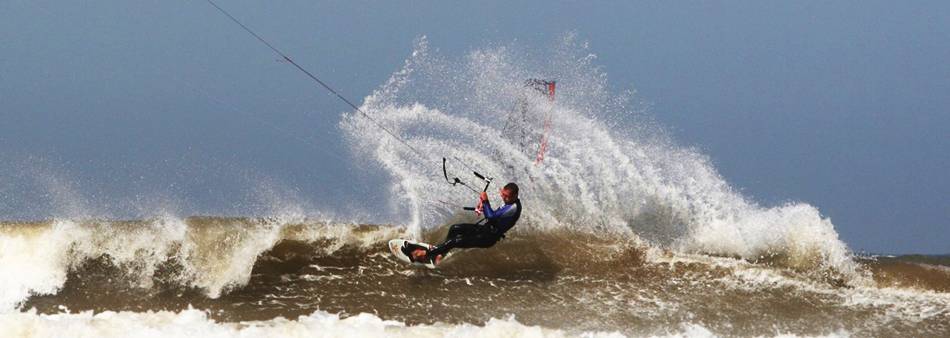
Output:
0 1 947 254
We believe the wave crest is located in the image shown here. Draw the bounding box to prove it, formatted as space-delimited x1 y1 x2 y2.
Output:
0 217 404 311
340 36 862 282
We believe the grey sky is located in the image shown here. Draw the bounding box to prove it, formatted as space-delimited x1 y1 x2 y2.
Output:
1 1 947 254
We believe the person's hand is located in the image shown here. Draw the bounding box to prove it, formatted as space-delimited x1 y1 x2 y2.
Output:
479 191 488 202
474 202 483 215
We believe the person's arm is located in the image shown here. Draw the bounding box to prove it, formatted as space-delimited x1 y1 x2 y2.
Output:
474 191 487 215
481 199 496 217
482 201 514 219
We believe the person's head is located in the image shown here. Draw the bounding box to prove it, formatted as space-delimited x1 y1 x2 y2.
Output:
500 182 519 204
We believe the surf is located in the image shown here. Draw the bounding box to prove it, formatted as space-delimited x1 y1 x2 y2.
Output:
340 36 863 282
2 217 947 336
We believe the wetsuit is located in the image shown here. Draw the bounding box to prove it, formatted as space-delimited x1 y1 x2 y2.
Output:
426 198 522 260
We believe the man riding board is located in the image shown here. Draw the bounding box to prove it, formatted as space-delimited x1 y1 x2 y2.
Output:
406 182 522 265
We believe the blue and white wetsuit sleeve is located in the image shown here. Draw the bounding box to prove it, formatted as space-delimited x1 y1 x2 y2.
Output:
482 200 513 219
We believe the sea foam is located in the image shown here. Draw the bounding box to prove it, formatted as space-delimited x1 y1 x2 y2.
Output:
341 36 862 281
0 308 627 338
0 216 405 311
1 307 854 338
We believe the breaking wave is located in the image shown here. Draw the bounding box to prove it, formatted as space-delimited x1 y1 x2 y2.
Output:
2 218 946 337
0 217 404 311
340 35 861 281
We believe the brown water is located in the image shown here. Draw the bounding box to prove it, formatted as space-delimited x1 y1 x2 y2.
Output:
4 218 949 337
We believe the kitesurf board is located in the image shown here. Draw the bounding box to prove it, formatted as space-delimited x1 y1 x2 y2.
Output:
388 239 449 269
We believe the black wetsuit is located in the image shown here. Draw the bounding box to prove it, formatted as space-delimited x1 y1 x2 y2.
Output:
426 198 522 260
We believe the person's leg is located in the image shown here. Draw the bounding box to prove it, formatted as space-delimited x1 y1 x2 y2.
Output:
427 231 499 260
465 234 500 248
408 223 479 262
423 223 479 256
446 223 479 238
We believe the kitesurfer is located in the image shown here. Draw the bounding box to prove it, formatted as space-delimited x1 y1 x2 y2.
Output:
409 183 522 265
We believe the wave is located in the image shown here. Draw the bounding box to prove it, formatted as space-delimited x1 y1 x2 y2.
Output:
1 217 947 336
1 216 657 312
0 215 834 312
0 217 404 311
1 308 630 338
861 255 950 292
340 35 862 282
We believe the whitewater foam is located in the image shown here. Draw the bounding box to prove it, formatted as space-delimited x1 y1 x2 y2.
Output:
720 262 950 322
341 35 862 282
2 217 945 336
0 308 629 338
0 220 79 311
0 307 858 338
0 217 406 311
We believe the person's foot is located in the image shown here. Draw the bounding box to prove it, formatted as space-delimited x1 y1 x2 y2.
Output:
423 245 443 265
410 248 428 262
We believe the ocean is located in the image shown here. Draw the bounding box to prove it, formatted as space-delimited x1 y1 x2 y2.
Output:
1 218 947 337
